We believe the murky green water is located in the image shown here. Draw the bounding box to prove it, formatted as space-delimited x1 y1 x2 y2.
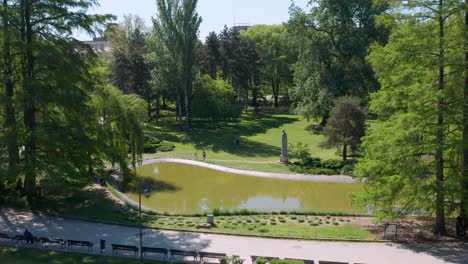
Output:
125 162 362 214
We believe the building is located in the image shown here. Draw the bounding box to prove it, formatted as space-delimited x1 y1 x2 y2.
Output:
82 37 110 54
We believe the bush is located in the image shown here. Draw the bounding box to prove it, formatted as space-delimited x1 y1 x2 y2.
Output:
288 142 311 162
341 164 355 176
271 259 304 264
158 141 175 152
144 137 161 153
255 257 268 264
321 159 344 170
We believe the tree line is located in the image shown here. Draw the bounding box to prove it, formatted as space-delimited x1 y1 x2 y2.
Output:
1 0 467 235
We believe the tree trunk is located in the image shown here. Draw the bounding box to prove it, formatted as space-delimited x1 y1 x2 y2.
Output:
177 94 183 130
342 144 347 161
434 0 446 235
23 0 37 199
461 0 468 228
155 94 160 126
3 0 19 182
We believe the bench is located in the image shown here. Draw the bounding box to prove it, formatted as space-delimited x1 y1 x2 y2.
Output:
199 251 227 262
142 247 169 260
67 239 94 251
170 249 198 261
14 235 39 244
0 233 15 242
285 258 315 264
112 244 139 256
251 256 280 263
39 237 66 247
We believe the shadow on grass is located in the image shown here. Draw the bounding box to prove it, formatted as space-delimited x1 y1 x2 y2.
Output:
149 113 299 158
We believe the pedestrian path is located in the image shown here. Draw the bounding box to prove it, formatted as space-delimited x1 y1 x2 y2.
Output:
0 208 466 264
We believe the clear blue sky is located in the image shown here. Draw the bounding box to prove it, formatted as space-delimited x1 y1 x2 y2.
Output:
76 0 309 41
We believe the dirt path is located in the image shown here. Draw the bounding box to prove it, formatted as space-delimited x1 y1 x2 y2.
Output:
141 158 357 183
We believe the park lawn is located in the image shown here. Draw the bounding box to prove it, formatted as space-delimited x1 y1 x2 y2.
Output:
0 247 162 264
144 112 340 173
144 215 375 240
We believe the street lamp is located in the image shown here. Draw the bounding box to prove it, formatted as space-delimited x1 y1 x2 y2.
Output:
138 178 152 264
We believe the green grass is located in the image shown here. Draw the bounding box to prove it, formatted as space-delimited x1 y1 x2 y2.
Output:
143 111 340 173
0 247 162 264
145 215 374 240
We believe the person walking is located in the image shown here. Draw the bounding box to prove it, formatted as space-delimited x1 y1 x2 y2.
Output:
194 152 198 160
202 150 206 161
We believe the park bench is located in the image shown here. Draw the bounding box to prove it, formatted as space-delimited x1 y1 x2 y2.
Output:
198 251 227 263
0 233 15 242
318 261 349 264
39 237 66 248
14 235 39 244
67 239 94 251
111 244 139 255
285 258 315 264
170 249 198 262
141 246 169 260
251 256 280 263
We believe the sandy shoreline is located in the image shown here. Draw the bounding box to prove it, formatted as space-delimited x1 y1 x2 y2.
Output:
141 158 357 183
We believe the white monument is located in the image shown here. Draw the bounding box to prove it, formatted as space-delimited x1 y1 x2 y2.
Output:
280 130 289 163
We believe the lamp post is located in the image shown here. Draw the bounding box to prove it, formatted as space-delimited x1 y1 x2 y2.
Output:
138 178 152 264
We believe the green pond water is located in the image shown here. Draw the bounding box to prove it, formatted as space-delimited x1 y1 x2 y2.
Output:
126 162 362 214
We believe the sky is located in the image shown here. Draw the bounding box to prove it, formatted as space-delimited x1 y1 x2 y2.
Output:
75 0 310 41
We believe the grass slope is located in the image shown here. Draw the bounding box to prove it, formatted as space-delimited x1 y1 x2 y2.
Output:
144 112 340 173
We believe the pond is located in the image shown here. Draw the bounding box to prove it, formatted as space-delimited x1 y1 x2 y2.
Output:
125 162 362 214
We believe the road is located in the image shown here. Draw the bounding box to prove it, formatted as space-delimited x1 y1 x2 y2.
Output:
0 208 466 264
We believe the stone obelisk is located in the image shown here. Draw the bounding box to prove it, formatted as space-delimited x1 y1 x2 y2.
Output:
280 130 289 163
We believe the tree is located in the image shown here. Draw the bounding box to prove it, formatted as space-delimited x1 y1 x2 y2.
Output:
461 0 468 230
323 97 366 161
153 0 201 130
355 0 463 234
200 31 220 79
191 75 241 120
219 26 258 110
108 15 152 119
242 25 294 108
288 0 388 124
1 0 19 182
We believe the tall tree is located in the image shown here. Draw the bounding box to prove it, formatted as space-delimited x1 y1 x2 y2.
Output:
242 25 294 108
2 0 19 183
109 15 152 119
153 0 201 130
18 0 112 199
200 31 220 79
219 27 258 110
288 0 388 124
461 0 468 230
179 0 202 130
355 0 463 234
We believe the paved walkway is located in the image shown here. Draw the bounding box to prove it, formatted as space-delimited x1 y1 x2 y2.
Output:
0 209 467 264
142 158 356 183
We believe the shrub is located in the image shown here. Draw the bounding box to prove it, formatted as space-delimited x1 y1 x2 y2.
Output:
271 259 304 264
341 164 355 176
158 141 175 152
288 142 311 162
321 159 344 170
255 257 268 264
144 137 161 153
220 256 230 264
258 228 269 233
